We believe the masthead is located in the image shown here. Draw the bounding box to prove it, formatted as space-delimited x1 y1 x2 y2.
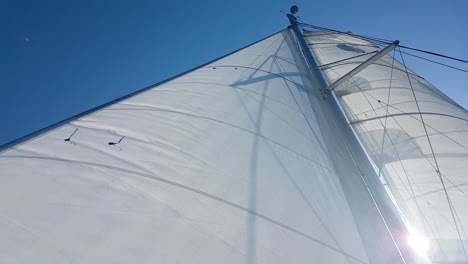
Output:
290 5 299 15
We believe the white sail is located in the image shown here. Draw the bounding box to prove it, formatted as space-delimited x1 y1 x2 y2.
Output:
306 31 468 262
0 29 408 263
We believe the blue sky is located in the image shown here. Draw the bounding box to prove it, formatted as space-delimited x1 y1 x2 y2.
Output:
1 0 467 146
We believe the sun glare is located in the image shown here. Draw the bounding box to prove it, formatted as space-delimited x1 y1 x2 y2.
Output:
407 230 430 257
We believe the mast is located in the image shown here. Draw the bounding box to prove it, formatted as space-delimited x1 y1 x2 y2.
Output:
286 11 328 97
286 6 417 263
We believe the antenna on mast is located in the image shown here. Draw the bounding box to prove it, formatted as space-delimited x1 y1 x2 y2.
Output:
286 5 328 97
290 5 299 15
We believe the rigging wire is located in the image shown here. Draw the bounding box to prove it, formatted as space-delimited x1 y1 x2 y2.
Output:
323 92 408 264
298 22 393 44
400 51 468 74
376 49 435 256
302 21 468 260
316 24 466 254
299 21 468 67
296 23 409 262
399 45 468 65
298 22 393 47
304 23 467 145
398 47 468 262
334 61 468 207
377 49 395 197
350 90 468 191
308 25 412 262
318 51 377 70
307 23 466 256
342 74 468 195
325 57 458 257
306 24 466 111
300 18 468 181
308 42 380 49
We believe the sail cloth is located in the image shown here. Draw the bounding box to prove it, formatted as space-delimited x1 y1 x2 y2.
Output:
305 30 468 262
0 29 405 263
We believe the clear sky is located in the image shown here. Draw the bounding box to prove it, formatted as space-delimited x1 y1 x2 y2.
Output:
1 0 467 146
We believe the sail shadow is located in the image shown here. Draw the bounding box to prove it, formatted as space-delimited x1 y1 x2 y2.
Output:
204 65 311 94
1 155 367 264
229 60 360 263
104 107 335 173
231 72 301 87
271 31 359 264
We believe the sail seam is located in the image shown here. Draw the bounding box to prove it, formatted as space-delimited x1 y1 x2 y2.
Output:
0 155 368 264
350 112 468 125
101 106 335 172
336 79 468 153
161 81 311 117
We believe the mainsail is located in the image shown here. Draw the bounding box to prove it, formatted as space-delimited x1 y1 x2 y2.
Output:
1 11 466 264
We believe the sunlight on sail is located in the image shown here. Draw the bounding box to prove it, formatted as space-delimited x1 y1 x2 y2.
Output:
407 229 430 257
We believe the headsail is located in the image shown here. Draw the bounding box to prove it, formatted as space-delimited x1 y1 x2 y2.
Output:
305 30 468 262
0 29 405 263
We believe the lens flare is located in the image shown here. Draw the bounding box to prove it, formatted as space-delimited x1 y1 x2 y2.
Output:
407 230 430 257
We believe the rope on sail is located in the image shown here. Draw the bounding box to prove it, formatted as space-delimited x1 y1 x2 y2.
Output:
376 49 399 204
306 26 431 217
302 26 409 262
317 42 451 255
326 55 438 245
343 83 468 198
342 79 457 257
305 26 468 169
323 94 408 264
295 26 409 262
305 25 468 260
376 49 436 257
308 27 468 257
328 60 468 196
398 47 468 262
